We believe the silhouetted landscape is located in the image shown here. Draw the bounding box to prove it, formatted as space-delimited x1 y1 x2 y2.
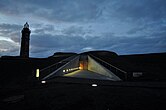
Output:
0 52 75 87
89 51 166 81
0 51 166 110
1 51 166 87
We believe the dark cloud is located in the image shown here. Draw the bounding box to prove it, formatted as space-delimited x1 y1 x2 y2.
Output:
0 23 22 31
62 26 93 37
30 0 103 22
105 0 166 22
126 27 145 35
29 30 166 57
62 26 84 36
0 0 104 22
1 0 166 23
33 24 55 34
31 34 85 49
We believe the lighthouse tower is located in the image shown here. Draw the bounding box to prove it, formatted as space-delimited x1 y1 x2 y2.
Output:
20 22 31 58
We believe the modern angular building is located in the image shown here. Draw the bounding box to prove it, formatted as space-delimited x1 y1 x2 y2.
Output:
20 22 31 58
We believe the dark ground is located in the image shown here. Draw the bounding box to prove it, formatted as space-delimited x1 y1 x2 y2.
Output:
0 77 166 110
0 51 166 110
0 54 72 87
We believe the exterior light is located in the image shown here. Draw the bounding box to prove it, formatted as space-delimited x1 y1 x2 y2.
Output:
41 81 46 84
36 69 39 78
66 69 68 72
63 70 65 72
92 84 98 87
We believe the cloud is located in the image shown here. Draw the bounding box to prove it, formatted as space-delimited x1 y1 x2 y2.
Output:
29 30 166 57
0 0 166 57
81 47 95 52
1 0 166 23
0 40 19 56
32 0 103 22
103 0 166 21
0 23 21 43
0 0 104 23
31 33 84 48
0 23 21 32
126 27 145 35
33 24 55 34
61 25 93 38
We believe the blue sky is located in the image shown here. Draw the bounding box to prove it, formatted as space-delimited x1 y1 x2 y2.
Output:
0 0 166 58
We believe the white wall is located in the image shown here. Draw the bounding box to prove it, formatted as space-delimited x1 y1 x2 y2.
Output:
88 56 121 81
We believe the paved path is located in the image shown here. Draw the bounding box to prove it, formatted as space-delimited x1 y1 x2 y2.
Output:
63 70 113 80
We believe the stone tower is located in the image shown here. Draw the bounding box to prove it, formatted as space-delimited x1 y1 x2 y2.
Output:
20 22 31 58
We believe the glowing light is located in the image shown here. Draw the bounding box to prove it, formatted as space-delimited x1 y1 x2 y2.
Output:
36 69 39 78
41 81 46 84
66 69 68 72
72 67 79 70
79 62 83 70
63 70 65 72
64 70 81 76
92 84 97 87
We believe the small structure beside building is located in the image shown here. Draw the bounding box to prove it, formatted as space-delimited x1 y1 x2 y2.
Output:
133 72 143 77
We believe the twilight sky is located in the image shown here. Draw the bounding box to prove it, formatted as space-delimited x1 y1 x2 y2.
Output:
0 0 166 58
